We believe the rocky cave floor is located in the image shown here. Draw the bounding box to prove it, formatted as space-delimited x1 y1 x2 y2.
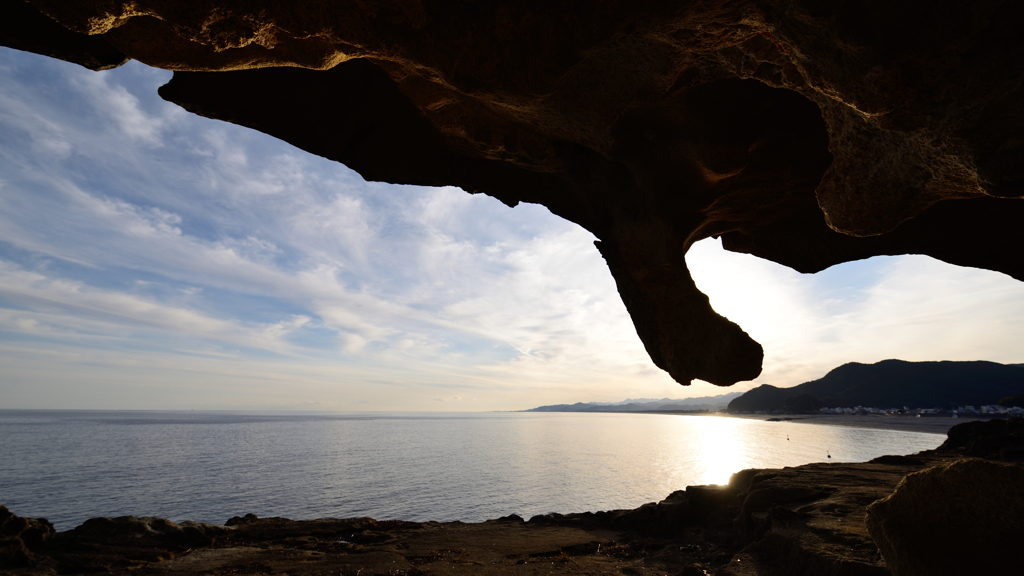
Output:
3 419 1023 576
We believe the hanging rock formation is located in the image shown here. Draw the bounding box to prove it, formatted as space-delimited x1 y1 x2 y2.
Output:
3 0 1023 385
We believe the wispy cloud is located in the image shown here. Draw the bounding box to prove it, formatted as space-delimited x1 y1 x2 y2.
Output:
71 69 180 145
0 261 312 354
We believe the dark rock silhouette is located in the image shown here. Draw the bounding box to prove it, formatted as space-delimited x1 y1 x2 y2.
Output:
0 0 125 70
3 1 1024 385
936 415 1024 461
0 505 54 568
866 458 1024 576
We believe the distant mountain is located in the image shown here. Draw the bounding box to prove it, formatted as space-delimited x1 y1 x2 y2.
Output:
524 392 744 413
728 360 1024 413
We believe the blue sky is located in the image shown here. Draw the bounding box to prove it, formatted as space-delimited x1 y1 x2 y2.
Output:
1 47 1021 410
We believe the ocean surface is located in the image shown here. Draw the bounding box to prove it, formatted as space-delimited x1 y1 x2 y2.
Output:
0 410 944 531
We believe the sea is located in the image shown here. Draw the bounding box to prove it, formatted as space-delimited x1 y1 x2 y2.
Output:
0 410 945 531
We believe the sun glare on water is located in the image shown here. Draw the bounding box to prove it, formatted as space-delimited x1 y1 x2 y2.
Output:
692 417 747 485
645 415 755 489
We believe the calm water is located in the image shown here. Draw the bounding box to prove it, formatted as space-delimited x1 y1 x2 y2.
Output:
0 410 944 531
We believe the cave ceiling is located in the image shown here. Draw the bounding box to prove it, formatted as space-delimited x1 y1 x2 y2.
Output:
2 0 1022 386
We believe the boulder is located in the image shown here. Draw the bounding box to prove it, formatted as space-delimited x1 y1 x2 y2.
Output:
68 515 232 544
0 505 55 568
866 458 1024 576
936 416 1024 461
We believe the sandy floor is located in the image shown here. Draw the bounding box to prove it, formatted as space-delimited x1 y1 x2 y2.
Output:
705 412 988 434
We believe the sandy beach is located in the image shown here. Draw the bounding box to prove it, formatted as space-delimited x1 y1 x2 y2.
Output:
707 412 991 434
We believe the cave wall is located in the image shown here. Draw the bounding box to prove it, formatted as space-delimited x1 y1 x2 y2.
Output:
3 0 1022 386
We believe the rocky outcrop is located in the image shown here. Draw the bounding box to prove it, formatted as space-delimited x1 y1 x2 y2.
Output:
0 0 125 70
856 417 1024 576
0 506 54 569
936 413 1024 460
3 1 1023 385
865 459 1024 576
1 514 235 573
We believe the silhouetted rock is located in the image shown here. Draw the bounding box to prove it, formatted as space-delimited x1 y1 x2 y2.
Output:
4 1 1023 386
68 516 231 543
491 514 525 523
0 1 126 70
0 505 54 568
868 455 923 466
224 513 259 526
866 458 1024 576
936 416 1024 461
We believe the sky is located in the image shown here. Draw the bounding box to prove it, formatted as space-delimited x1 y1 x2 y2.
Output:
0 47 1021 411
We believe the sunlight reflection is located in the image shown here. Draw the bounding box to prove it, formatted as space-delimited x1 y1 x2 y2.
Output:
692 417 746 485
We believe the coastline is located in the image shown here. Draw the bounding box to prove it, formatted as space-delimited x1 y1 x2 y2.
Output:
593 409 993 434
705 412 984 434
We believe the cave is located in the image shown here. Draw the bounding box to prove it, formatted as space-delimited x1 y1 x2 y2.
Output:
2 0 1022 386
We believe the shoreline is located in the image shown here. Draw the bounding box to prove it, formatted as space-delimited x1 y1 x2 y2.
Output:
704 412 986 434
574 409 997 434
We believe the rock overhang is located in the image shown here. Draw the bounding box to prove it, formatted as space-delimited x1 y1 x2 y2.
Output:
3 0 1022 386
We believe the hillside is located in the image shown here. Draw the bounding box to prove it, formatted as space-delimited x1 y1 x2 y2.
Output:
728 360 1024 413
525 392 743 413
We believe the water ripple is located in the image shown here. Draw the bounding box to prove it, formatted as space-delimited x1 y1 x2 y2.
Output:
0 410 943 530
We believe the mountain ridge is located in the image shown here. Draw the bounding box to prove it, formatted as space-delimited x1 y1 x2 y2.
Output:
728 359 1024 413
523 392 743 413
